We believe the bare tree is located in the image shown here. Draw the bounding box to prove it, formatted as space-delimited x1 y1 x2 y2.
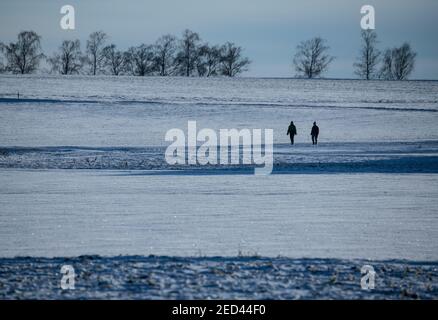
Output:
293 37 334 78
86 31 107 75
1 31 44 74
354 30 380 80
380 49 395 80
48 40 83 75
197 44 223 77
154 34 177 76
124 44 155 76
175 29 201 76
219 42 251 77
380 43 416 80
102 44 125 75
393 43 416 80
0 44 5 73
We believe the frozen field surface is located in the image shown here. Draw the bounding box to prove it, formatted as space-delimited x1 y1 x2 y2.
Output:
0 76 437 299
0 170 437 260
0 255 437 299
0 76 437 259
0 141 438 173
1 76 438 146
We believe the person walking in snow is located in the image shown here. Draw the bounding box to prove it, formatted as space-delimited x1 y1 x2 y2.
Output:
311 121 319 145
287 121 297 145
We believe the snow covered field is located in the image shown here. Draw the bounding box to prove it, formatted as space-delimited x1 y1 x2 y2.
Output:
1 256 436 299
0 75 437 298
1 169 437 260
1 75 437 147
0 75 437 259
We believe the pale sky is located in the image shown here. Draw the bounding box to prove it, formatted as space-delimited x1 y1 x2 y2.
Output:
1 0 437 79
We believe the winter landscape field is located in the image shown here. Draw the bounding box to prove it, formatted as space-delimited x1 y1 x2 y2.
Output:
0 75 437 299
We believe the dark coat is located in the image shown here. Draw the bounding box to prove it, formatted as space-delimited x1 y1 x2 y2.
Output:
287 124 297 136
311 125 319 136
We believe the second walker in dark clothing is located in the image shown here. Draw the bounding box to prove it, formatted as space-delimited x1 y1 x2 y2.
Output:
287 121 297 145
311 122 319 145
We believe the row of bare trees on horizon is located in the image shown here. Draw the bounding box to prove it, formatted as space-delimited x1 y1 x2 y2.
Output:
0 29 417 80
293 30 416 80
0 30 251 77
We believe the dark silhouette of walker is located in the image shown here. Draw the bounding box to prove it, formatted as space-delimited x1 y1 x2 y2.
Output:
286 121 297 145
311 122 319 145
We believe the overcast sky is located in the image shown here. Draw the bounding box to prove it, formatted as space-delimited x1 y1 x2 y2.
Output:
1 0 437 79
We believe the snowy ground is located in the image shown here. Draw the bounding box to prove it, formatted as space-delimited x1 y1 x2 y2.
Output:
1 76 437 147
0 75 437 299
1 142 438 173
1 256 437 299
0 170 437 260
